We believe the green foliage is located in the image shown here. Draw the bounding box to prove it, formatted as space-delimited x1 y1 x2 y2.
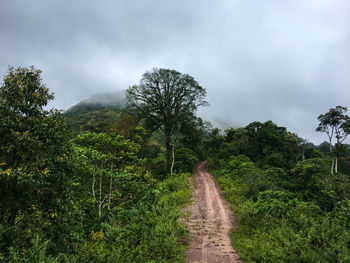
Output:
173 147 199 173
177 117 213 160
0 66 68 168
6 235 58 263
63 173 191 263
212 150 350 262
110 113 140 139
157 173 192 207
126 68 207 171
107 174 191 263
64 91 126 136
208 116 350 262
5 65 349 263
316 106 350 174
144 154 167 179
0 67 192 262
0 67 77 257
71 131 149 220
212 121 301 170
65 107 122 135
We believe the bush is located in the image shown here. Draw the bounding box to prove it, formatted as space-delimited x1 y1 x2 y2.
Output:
174 148 198 173
65 173 191 263
212 156 350 263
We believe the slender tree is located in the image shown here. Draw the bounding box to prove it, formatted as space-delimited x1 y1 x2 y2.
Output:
316 106 350 174
126 68 207 171
170 131 183 174
72 132 140 221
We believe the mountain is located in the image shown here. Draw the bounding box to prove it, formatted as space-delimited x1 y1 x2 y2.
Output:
65 90 126 116
64 90 126 134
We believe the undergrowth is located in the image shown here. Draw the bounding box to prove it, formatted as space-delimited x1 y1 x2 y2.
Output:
5 173 192 263
211 156 350 263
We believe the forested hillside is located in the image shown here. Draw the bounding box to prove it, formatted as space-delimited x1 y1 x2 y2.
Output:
0 67 200 262
64 91 126 135
1 66 349 262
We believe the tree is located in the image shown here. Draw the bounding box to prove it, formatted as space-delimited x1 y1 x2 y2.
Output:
72 132 140 221
126 68 207 171
242 121 299 169
0 66 67 167
111 112 140 138
0 66 74 254
170 131 183 174
0 66 69 214
316 106 350 174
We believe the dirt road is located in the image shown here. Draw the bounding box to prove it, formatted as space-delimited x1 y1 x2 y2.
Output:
186 162 241 263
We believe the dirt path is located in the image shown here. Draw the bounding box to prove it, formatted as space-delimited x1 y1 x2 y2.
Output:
186 161 241 263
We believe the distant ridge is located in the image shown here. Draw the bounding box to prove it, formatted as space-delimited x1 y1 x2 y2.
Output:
65 90 126 115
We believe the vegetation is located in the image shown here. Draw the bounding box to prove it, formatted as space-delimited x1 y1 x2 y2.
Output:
1 66 349 262
66 107 122 135
0 67 193 262
316 106 350 174
208 121 350 262
64 91 126 136
126 68 208 172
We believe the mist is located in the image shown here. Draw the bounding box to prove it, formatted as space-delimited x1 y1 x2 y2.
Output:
1 0 350 144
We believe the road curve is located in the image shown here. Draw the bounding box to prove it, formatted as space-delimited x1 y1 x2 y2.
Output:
186 161 241 263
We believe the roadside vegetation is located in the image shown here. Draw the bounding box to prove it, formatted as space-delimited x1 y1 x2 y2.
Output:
0 67 199 262
1 66 349 262
209 120 350 262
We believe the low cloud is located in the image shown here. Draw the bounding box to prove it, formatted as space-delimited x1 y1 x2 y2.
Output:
1 0 349 143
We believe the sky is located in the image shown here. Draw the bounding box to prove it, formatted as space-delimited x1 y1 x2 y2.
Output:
1 0 350 144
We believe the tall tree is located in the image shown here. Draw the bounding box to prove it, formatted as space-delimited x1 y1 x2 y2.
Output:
0 66 65 168
0 66 72 253
126 68 207 171
316 106 350 174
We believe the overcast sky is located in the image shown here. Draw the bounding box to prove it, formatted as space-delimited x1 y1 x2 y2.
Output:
1 0 350 144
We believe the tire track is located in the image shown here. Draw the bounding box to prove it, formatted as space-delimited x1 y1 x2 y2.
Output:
186 161 241 263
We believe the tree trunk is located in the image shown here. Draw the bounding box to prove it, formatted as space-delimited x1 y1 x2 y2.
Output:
329 139 334 175
165 130 171 173
98 173 102 218
108 175 112 211
105 173 113 222
335 156 338 173
98 203 102 219
171 145 175 174
92 174 96 198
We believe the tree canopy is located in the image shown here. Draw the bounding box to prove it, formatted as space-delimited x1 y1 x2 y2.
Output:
0 66 193 262
316 106 350 174
0 66 66 168
1 65 350 262
126 68 208 171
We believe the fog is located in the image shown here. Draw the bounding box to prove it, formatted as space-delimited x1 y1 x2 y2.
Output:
1 0 350 143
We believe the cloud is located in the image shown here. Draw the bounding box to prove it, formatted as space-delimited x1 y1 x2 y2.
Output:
1 0 349 143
